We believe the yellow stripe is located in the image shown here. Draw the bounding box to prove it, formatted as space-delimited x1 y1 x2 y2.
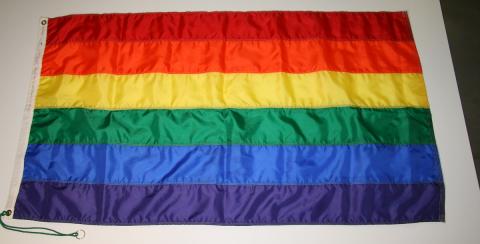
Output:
35 72 429 109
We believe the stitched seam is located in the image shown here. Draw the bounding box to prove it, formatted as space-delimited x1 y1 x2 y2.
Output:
13 215 444 226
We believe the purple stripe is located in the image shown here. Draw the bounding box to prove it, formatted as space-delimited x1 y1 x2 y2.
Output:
14 182 444 225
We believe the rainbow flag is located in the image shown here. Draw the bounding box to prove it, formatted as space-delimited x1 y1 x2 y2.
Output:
10 11 444 225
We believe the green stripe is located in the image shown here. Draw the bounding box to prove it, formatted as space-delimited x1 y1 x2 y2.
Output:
29 107 435 146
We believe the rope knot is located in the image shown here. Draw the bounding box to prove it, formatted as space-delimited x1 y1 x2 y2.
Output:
0 210 11 217
0 209 83 239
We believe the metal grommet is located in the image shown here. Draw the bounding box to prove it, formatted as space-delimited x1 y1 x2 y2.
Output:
41 19 47 25
75 229 86 240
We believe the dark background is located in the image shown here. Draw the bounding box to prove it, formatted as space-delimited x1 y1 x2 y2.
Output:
440 0 480 185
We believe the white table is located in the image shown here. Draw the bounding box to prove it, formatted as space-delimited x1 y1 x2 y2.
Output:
0 0 479 243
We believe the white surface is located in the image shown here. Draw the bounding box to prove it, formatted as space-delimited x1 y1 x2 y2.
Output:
0 0 479 243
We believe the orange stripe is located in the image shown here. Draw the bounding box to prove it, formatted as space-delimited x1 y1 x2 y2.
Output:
41 40 421 75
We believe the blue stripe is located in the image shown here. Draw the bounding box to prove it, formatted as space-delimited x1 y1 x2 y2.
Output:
23 144 442 185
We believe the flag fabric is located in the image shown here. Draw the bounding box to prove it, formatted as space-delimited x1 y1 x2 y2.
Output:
11 11 444 225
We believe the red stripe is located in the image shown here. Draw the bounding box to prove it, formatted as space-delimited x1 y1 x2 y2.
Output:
46 11 413 45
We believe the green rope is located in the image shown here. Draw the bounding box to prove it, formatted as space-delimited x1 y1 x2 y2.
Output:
0 210 84 239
